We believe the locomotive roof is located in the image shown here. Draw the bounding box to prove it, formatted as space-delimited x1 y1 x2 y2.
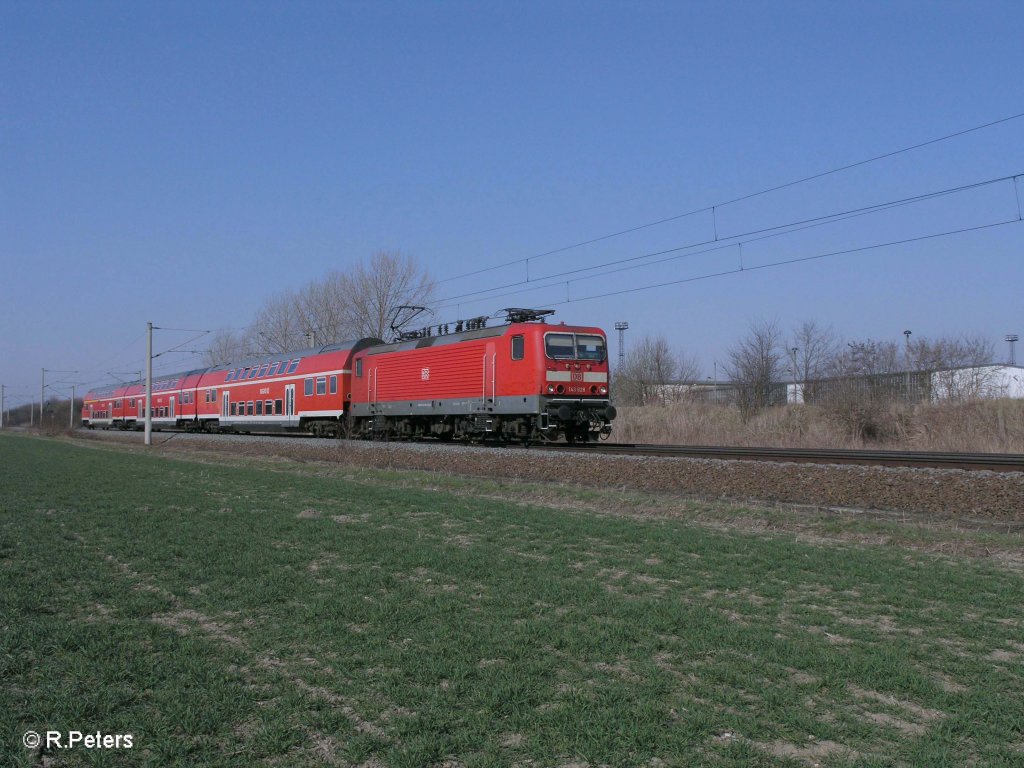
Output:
362 321 603 356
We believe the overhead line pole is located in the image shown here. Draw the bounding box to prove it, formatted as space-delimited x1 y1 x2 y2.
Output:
1 384 4 429
145 321 153 447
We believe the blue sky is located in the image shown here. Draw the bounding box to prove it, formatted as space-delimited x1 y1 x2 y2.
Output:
2 1 1022 403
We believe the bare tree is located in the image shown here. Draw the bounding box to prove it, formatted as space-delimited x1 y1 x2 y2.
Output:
723 319 785 418
788 320 838 401
822 339 907 441
204 328 252 366
336 251 435 340
615 334 698 405
907 334 997 401
250 289 307 353
206 251 435 364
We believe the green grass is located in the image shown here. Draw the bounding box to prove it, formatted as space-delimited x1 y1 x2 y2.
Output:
2 433 1023 767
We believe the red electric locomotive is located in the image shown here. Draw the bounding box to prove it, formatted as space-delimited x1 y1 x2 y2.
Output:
348 309 616 443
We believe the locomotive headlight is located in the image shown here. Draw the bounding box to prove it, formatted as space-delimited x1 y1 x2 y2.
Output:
599 386 608 394
547 385 555 393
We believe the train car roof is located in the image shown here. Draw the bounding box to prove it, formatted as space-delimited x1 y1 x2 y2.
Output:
360 321 605 356
86 337 384 397
206 337 382 372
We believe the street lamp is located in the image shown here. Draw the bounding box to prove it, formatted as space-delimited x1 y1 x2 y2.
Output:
903 330 912 402
789 347 799 403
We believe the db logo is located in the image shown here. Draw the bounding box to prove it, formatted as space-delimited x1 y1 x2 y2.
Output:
421 368 430 381
571 371 584 382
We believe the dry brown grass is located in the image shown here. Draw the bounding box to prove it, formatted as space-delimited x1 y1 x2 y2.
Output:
611 398 1024 452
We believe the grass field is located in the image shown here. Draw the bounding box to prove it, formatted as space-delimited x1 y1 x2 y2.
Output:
2 433 1023 767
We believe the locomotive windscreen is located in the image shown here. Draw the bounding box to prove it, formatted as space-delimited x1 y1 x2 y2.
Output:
545 333 575 359
576 335 606 361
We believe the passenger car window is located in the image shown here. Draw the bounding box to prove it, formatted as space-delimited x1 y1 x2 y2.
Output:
304 378 313 396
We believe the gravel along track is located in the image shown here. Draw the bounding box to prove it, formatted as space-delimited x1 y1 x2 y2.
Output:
74 430 1024 518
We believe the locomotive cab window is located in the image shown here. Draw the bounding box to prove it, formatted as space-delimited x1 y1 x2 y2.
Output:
511 335 525 360
545 333 575 359
576 335 606 361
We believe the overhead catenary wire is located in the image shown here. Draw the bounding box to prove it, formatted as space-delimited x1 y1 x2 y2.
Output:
543 217 1024 306
431 171 1023 311
435 110 1024 285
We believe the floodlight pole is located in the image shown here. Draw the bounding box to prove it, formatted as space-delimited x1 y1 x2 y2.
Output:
145 321 153 446
70 384 76 430
614 321 629 367
1006 334 1019 366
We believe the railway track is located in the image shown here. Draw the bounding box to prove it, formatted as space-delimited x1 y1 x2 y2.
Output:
79 428 1024 473
531 443 1024 473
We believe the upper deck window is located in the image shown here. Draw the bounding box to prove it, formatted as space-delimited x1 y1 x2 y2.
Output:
226 371 235 382
287 359 299 374
267 362 280 376
257 364 269 377
545 333 575 360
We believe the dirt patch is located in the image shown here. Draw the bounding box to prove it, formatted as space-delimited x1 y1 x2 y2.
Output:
297 509 322 519
331 513 371 524
152 609 245 647
751 738 849 765
986 649 1020 662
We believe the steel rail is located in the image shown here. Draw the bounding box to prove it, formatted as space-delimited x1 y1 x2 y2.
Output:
527 443 1024 473
74 427 1024 472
